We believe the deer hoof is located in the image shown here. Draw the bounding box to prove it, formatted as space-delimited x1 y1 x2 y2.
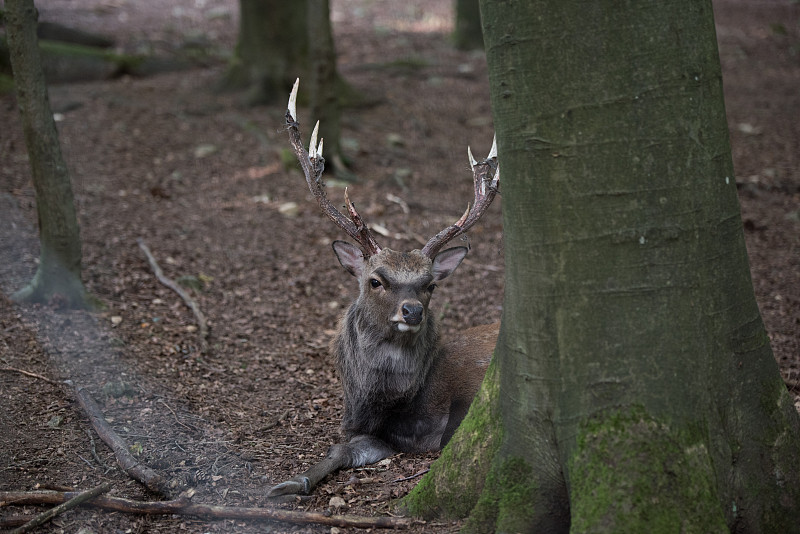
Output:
267 476 311 498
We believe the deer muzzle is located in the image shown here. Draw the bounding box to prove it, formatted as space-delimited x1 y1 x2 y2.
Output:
402 302 424 325
393 301 424 332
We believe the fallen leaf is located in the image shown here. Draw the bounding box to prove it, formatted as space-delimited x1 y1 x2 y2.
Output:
329 496 346 509
278 202 299 217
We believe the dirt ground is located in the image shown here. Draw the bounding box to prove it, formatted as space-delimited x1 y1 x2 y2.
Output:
1 1 798 532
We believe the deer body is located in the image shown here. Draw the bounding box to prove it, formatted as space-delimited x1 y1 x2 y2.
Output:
333 245 496 453
268 80 500 498
336 318 497 453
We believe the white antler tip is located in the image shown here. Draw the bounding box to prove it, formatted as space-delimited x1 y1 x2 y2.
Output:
309 120 320 158
488 133 498 159
288 78 299 120
468 145 477 166
317 138 324 159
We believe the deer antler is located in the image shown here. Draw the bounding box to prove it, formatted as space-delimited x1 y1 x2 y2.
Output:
286 79 382 257
420 136 500 258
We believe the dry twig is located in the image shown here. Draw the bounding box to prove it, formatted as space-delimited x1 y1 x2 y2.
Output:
137 238 209 348
0 489 415 529
392 468 430 483
8 482 112 534
0 366 59 385
75 386 173 497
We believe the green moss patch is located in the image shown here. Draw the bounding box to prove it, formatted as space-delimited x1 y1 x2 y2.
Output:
463 456 537 534
569 406 728 534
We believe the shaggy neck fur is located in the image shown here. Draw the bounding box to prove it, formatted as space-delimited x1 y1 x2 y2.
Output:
334 302 440 438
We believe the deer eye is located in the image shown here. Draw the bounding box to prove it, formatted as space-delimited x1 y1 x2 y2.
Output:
369 278 382 289
427 283 437 293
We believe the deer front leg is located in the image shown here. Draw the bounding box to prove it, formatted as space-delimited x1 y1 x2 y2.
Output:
267 435 395 497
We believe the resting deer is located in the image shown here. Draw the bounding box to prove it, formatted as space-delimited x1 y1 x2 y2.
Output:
267 79 500 497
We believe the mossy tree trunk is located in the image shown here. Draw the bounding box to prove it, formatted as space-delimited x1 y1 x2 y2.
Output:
221 0 308 105
404 1 800 532
5 0 93 309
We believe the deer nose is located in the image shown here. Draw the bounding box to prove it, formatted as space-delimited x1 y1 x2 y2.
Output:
401 303 424 326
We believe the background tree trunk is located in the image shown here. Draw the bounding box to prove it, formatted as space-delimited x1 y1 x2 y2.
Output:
221 0 308 105
307 0 346 177
5 0 92 309
453 0 483 50
404 1 800 532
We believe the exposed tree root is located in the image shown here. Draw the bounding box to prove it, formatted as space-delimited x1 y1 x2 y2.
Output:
75 386 174 497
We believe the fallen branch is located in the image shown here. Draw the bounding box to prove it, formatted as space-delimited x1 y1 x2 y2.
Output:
75 386 173 497
0 366 60 385
8 482 111 534
0 489 415 529
137 238 209 348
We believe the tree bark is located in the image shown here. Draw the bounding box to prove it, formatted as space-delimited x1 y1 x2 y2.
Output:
5 0 92 308
453 0 483 51
221 0 308 105
308 0 345 175
404 1 800 533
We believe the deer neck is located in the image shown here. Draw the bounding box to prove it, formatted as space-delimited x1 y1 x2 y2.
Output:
336 304 440 399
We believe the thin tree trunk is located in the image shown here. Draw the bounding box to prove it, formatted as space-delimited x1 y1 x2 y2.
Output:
5 0 92 308
404 1 800 532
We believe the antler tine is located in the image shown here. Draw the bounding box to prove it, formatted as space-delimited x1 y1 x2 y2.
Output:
344 188 382 255
421 135 500 258
285 79 381 257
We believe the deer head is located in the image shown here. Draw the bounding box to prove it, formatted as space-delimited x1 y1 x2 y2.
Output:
332 242 468 337
285 79 499 336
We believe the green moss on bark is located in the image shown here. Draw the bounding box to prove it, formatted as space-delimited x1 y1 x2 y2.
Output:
463 456 537 534
402 358 502 519
569 406 728 534
760 384 800 531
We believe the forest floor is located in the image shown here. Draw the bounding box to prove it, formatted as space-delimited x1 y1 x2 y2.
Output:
1 1 798 533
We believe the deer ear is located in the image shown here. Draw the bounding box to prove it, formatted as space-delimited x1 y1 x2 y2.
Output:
432 247 468 281
332 240 366 277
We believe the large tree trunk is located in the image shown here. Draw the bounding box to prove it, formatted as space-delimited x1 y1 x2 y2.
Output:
5 0 92 309
404 1 800 532
221 0 308 105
